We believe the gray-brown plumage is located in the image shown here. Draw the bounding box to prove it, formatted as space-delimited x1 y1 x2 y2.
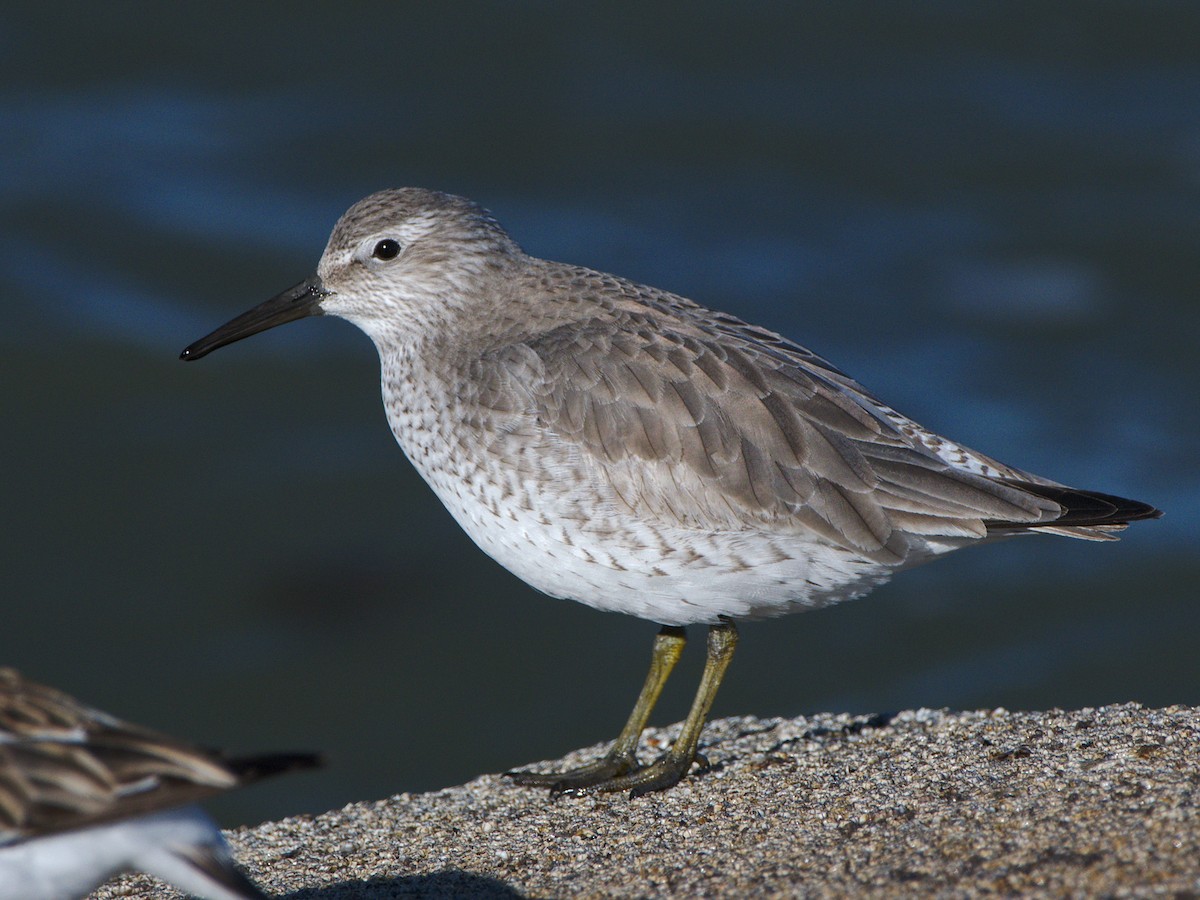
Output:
182 188 1160 795
0 668 319 898
469 265 1142 557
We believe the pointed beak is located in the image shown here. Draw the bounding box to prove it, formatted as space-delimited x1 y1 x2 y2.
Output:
180 276 329 361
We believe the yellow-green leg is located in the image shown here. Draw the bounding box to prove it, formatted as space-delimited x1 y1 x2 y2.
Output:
506 620 739 797
506 624 687 792
601 620 738 796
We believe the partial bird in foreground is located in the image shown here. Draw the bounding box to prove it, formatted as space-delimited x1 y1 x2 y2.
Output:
0 668 320 899
182 188 1161 796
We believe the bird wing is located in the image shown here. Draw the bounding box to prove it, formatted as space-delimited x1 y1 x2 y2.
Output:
0 669 236 843
474 272 1074 563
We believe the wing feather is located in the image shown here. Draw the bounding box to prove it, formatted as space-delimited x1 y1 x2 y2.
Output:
0 670 317 844
467 267 1153 559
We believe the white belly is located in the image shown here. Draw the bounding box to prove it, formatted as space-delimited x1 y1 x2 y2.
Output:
401 433 896 625
380 362 913 625
455 501 898 624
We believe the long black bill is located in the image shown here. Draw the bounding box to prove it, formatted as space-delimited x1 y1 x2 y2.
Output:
179 276 328 361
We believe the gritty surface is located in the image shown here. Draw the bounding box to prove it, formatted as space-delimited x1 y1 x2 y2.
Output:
92 705 1199 898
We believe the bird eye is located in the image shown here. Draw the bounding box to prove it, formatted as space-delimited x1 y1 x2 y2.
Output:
372 239 401 260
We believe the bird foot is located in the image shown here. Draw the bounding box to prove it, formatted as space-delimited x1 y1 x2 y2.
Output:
505 749 639 795
506 749 705 797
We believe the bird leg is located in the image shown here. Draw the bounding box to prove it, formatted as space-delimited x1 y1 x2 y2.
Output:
597 620 738 796
506 624 686 792
506 620 739 796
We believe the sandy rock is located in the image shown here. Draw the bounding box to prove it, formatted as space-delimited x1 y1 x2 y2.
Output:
92 705 1200 898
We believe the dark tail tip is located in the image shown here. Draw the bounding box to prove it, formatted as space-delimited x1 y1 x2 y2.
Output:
1003 481 1162 529
224 751 325 784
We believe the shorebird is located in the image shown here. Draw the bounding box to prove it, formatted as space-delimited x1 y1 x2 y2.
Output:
181 188 1160 796
0 668 319 899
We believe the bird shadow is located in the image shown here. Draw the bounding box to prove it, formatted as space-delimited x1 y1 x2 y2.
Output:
281 869 529 899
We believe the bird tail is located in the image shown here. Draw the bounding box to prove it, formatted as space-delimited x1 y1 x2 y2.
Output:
987 482 1162 541
223 752 324 785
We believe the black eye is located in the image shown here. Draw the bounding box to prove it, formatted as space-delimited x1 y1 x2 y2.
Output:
372 239 401 260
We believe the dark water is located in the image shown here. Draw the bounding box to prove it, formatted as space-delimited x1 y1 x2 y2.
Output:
2 4 1196 827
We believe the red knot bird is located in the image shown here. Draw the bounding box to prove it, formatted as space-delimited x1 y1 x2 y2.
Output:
181 188 1160 796
0 668 320 898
